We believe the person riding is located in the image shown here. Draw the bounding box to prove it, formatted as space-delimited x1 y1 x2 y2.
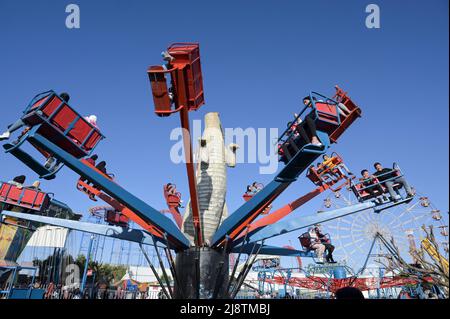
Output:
298 96 323 147
316 162 339 183
372 162 414 202
8 175 26 189
321 154 354 178
360 169 386 203
29 180 42 191
96 161 107 175
0 92 70 141
308 225 327 264
84 115 99 129
314 224 336 263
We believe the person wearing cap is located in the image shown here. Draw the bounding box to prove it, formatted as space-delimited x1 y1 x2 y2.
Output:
84 115 99 129
0 92 70 141
373 162 414 202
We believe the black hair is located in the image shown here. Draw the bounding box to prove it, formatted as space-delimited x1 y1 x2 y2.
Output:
13 175 26 184
373 162 382 168
335 287 365 300
323 154 329 160
96 161 106 169
361 169 369 175
90 154 98 161
60 92 70 102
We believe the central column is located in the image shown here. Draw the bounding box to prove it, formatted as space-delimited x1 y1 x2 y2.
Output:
174 247 229 299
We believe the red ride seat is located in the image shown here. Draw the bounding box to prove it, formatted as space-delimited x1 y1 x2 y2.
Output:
21 91 104 158
0 182 50 212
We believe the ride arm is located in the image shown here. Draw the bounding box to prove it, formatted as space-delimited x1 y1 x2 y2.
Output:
26 132 190 249
1 210 168 248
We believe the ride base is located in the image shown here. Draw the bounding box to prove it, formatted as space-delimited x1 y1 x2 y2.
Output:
175 247 229 299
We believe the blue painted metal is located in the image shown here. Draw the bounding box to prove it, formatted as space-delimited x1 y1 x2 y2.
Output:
211 133 330 247
232 243 315 258
238 202 376 246
1 211 167 248
80 234 94 292
22 132 190 249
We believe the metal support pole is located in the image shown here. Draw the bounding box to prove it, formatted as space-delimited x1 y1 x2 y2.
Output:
80 234 94 293
152 235 173 298
226 232 248 294
231 241 263 298
139 244 170 298
179 104 203 246
139 243 171 299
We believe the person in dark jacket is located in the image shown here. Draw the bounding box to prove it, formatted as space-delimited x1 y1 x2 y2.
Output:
373 162 414 202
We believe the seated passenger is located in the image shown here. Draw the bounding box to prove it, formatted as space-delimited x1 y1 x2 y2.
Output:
86 154 98 166
29 180 42 191
316 162 339 183
299 97 323 147
166 183 176 195
8 175 26 189
322 154 354 177
360 169 386 202
0 92 70 141
80 154 99 187
337 101 351 117
314 224 336 263
84 115 99 129
307 225 326 264
373 162 414 201
96 161 108 175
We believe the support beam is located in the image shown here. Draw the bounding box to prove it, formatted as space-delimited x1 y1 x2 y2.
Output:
27 132 190 249
1 211 167 248
211 133 330 247
231 243 315 258
237 201 376 245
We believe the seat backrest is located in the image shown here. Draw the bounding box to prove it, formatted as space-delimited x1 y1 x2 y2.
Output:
298 232 311 249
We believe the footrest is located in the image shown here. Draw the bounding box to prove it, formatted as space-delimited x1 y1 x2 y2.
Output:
3 143 56 180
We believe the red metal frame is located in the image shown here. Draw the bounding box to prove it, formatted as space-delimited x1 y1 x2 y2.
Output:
0 181 50 212
22 92 104 158
75 160 164 238
328 85 362 143
351 170 402 202
306 153 353 192
163 184 183 228
104 208 129 228
147 43 205 246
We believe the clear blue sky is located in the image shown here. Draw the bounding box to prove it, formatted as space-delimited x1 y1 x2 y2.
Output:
1 1 448 267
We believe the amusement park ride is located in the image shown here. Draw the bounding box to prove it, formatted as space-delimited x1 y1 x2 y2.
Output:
0 42 438 299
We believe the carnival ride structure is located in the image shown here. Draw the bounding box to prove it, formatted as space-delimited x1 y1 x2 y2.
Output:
0 43 425 299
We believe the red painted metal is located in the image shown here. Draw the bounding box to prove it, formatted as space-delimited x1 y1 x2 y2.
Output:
163 184 183 228
0 182 50 212
147 43 205 246
104 208 129 227
23 94 103 158
328 85 362 143
265 274 431 293
76 160 164 239
306 153 353 192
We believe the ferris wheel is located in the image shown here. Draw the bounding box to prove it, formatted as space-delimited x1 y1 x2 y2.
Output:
317 188 449 271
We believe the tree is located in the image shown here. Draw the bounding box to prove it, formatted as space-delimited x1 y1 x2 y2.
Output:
381 225 449 297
